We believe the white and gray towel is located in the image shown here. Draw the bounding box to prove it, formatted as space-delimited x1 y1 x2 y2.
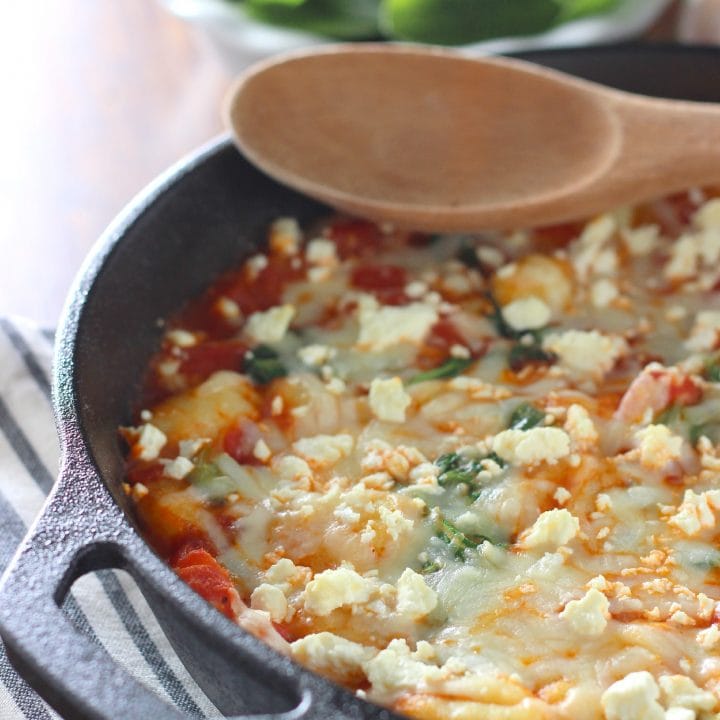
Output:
0 317 223 719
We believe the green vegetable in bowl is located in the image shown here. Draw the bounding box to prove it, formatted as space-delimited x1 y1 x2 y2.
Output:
382 0 561 45
228 0 623 43
242 0 381 39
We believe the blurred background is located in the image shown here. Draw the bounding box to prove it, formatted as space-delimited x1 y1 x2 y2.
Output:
0 0 717 327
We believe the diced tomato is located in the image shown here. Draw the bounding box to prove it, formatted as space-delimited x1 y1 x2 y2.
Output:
126 461 164 487
326 219 384 260
531 221 584 252
666 374 704 406
351 264 408 305
416 320 468 370
633 192 699 238
223 420 263 465
272 622 295 643
177 340 248 385
173 546 239 620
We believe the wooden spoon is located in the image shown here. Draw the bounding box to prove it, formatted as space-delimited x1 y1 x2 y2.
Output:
224 44 720 232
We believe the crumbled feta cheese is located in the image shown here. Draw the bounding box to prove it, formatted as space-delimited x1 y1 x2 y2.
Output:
378 505 413 540
622 224 659 256
553 487 572 506
686 311 720 352
668 489 720 536
269 217 301 255
477 245 504 267
244 304 295 344
250 583 288 622
216 296 241 320
357 302 438 352
500 295 551 330
363 639 446 696
368 377 411 423
543 330 627 379
560 588 609 636
298 344 336 367
519 508 580 550
135 423 167 461
271 395 284 415
601 672 664 720
303 567 375 615
405 280 428 298
492 427 570 466
564 404 598 451
246 253 268 279
273 455 313 482
659 674 716 714
264 557 304 590
572 214 617 279
305 238 338 266
292 434 354 467
165 329 197 348
697 624 720 649
396 569 438 619
665 235 700 280
253 439 272 462
291 632 376 680
693 197 720 230
162 456 194 480
449 344 471 359
591 278 619 308
634 424 683 469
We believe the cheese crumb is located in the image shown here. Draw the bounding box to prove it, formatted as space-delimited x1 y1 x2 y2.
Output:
303 567 374 615
686 311 720 352
298 344 336 367
564 404 598 451
500 295 551 330
601 672 664 720
492 427 570 466
269 217 301 255
165 329 197 348
368 377 411 423
659 674 716 714
697 624 720 649
292 434 354 468
553 487 572 506
519 508 580 550
668 489 720 536
560 587 610 636
291 632 376 682
396 569 438 619
305 238 338 266
357 302 438 352
543 330 627 379
162 456 194 480
634 424 683 469
253 439 272 462
135 423 167 461
591 278 619 308
244 304 295 344
622 224 659 256
250 583 288 622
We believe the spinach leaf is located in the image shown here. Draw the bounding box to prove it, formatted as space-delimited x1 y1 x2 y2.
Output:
508 402 545 431
508 341 556 373
244 345 287 384
435 515 500 558
408 357 473 384
420 558 442 574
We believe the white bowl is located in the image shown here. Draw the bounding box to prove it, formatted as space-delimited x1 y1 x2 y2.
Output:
161 0 672 73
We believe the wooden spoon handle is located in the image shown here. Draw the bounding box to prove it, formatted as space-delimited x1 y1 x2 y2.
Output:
607 93 720 201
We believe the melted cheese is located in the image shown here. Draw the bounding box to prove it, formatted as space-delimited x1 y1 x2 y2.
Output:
126 194 720 720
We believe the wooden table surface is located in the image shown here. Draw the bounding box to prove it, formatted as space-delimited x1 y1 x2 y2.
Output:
0 0 694 327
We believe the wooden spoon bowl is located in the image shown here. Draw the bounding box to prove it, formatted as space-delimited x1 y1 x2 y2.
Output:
225 44 720 231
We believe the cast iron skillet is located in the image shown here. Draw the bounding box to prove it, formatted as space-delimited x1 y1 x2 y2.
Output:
1 44 719 720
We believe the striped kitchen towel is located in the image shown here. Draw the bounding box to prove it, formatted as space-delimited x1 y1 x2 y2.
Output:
0 317 223 719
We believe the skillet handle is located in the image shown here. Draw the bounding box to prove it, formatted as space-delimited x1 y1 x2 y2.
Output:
0 460 329 720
